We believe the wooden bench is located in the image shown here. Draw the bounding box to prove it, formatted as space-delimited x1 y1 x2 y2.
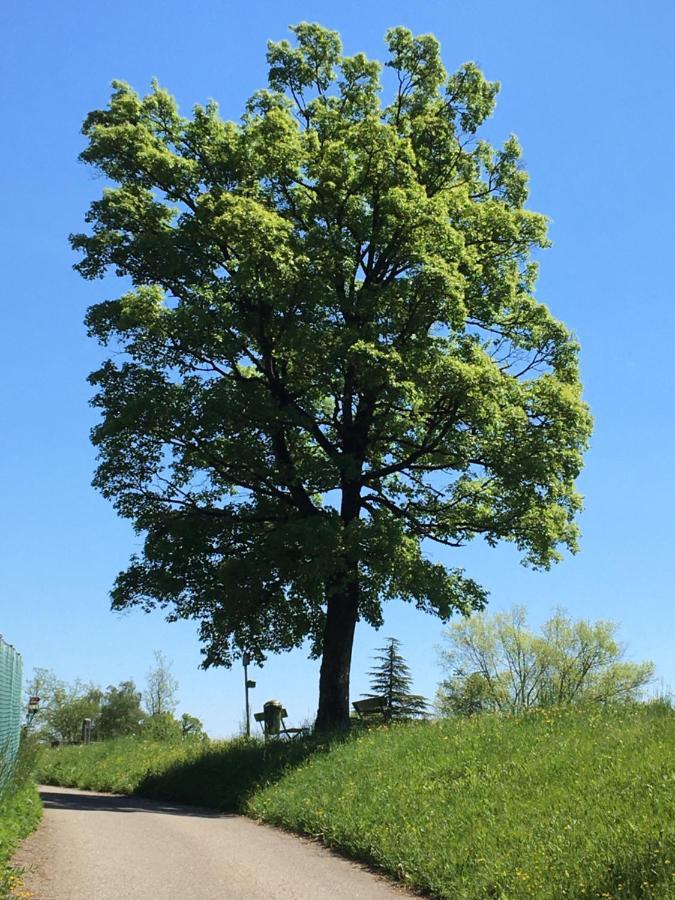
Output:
352 696 388 720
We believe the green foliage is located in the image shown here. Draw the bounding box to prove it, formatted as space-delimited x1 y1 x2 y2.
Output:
363 637 428 720
0 781 41 899
25 665 199 743
0 734 42 898
98 680 143 739
72 23 592 685
249 706 675 899
142 712 182 741
36 708 675 897
180 712 204 736
25 668 102 744
436 607 655 716
37 735 191 795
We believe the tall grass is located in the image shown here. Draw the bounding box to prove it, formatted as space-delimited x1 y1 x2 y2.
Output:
0 735 42 898
248 706 675 899
36 732 337 809
36 706 675 899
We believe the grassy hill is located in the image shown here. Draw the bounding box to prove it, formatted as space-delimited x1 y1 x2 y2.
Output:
37 705 675 899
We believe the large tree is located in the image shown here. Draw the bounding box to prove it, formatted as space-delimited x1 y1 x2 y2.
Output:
74 24 591 731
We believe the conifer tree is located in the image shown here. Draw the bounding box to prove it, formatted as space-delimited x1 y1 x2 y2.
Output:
365 637 428 721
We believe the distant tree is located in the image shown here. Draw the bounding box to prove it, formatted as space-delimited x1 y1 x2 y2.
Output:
437 607 654 716
73 23 592 732
439 670 495 717
49 687 102 744
144 651 178 717
364 637 428 721
24 668 61 736
98 680 143 739
180 713 204 737
142 711 182 741
25 669 102 743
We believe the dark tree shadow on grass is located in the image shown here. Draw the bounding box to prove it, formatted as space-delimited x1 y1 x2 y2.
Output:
135 733 350 813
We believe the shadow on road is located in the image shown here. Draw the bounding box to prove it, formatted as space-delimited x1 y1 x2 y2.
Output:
40 788 227 818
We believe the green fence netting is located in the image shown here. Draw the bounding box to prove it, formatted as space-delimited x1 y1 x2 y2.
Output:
0 635 23 792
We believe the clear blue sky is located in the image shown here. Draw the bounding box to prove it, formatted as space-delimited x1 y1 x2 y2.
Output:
1 1 673 737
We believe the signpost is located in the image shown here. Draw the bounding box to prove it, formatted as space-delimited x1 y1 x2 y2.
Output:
242 653 256 738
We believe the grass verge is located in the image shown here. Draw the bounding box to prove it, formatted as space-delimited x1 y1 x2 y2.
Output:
37 706 675 899
0 737 42 898
36 732 338 809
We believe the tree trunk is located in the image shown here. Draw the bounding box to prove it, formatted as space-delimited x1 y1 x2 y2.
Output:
315 578 359 732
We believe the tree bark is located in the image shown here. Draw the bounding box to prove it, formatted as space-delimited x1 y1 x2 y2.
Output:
315 577 359 732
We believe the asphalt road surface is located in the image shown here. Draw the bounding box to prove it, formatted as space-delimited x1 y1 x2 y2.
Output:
13 786 406 899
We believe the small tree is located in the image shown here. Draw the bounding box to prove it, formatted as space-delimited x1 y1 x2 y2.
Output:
439 670 496 717
98 680 144 739
49 687 102 743
180 713 204 737
144 651 178 717
437 607 655 715
364 637 428 721
24 668 61 736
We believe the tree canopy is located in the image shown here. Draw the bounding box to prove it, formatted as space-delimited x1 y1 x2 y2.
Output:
25 669 102 744
436 607 654 715
98 680 144 739
73 23 592 728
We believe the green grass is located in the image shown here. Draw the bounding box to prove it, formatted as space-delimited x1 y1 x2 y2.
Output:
37 735 208 796
0 737 43 898
36 706 675 899
36 733 332 809
249 705 675 899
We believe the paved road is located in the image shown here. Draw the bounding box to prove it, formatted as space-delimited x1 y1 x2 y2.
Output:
13 786 406 900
